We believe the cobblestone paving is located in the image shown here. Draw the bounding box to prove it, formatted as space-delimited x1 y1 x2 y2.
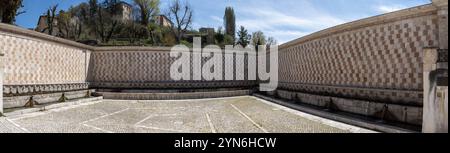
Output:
1 96 374 133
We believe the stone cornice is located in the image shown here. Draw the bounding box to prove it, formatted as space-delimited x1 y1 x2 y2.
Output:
94 46 173 52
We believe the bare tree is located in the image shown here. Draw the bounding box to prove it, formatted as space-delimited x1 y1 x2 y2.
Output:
266 36 278 47
57 9 82 40
42 5 58 35
166 0 193 43
96 5 121 43
75 0 120 43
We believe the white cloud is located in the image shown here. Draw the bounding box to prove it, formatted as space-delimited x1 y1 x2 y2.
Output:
264 30 310 44
210 15 223 23
234 7 345 44
239 9 313 28
377 5 406 13
195 0 420 45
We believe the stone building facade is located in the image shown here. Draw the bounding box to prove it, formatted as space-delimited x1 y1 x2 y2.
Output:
117 2 133 21
154 15 173 28
273 2 447 127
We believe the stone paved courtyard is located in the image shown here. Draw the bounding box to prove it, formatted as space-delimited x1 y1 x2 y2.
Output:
1 96 374 133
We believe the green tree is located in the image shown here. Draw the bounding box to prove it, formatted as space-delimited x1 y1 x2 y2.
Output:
119 21 148 45
223 7 236 42
236 26 251 47
133 0 159 26
147 22 162 45
89 0 98 15
161 27 176 46
215 26 225 45
57 10 71 38
252 31 266 46
252 31 266 51
0 0 24 24
223 34 234 45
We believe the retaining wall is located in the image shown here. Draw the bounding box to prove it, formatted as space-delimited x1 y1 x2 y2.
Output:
88 47 257 89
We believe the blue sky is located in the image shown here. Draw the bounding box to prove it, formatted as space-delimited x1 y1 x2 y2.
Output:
16 0 431 44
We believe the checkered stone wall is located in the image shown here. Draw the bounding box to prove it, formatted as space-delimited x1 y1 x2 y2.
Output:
89 51 173 82
0 23 92 96
0 33 90 85
89 50 257 89
278 6 439 106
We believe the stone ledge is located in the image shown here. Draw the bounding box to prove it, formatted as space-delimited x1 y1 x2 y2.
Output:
96 88 254 93
267 90 422 126
89 81 258 89
278 83 423 106
254 94 417 133
3 89 95 109
96 90 252 100
3 96 103 117
0 23 94 50
3 83 89 96
94 46 172 52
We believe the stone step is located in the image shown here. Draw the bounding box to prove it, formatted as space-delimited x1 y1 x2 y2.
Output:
3 96 103 117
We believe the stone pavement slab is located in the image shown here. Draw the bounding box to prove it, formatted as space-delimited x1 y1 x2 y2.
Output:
1 96 375 133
